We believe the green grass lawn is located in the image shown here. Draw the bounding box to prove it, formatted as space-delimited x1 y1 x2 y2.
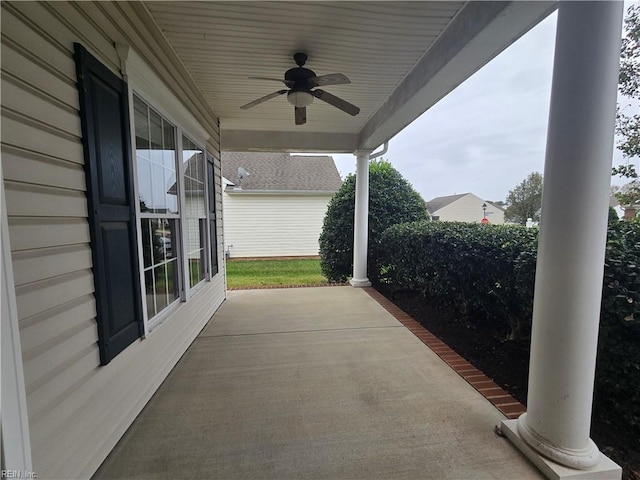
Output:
226 258 332 289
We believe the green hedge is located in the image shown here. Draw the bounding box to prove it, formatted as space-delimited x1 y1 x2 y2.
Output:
597 221 640 440
377 220 640 449
319 160 428 283
379 221 538 340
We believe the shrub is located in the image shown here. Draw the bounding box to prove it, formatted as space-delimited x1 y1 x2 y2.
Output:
378 219 640 454
379 221 537 340
319 160 428 283
595 220 640 448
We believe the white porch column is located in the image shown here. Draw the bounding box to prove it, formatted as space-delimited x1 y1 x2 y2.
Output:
350 149 372 287
501 2 623 478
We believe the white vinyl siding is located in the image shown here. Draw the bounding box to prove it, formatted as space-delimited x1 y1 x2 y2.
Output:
223 191 332 258
434 193 506 224
1 2 226 479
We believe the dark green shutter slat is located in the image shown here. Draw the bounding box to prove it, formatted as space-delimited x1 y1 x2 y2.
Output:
207 154 219 275
74 43 144 365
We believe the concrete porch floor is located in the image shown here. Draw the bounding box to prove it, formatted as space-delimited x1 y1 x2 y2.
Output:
94 286 542 480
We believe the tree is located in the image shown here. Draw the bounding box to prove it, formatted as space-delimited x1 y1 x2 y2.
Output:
612 5 640 218
616 4 639 158
616 178 640 219
319 159 429 283
609 206 620 223
504 172 543 225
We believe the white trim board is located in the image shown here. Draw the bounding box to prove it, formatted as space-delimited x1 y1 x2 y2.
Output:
1 158 33 473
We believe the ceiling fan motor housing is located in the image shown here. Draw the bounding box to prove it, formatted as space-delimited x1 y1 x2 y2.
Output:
284 67 316 91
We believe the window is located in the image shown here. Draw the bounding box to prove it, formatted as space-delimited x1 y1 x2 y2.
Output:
133 95 181 321
182 136 206 288
206 153 219 277
76 43 220 357
132 93 215 326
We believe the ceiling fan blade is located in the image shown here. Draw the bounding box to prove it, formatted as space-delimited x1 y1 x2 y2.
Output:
248 76 295 88
295 106 307 125
240 90 288 110
312 89 360 116
308 73 351 88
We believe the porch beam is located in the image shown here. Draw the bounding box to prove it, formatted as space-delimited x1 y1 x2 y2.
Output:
350 150 372 287
220 129 358 153
501 2 623 479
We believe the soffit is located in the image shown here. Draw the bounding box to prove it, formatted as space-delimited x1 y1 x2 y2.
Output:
144 1 556 152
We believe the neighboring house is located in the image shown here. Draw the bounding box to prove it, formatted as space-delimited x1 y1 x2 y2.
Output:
611 193 639 220
610 195 624 220
426 193 506 224
221 152 342 258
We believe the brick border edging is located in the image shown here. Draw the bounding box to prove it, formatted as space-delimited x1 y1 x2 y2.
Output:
363 287 526 420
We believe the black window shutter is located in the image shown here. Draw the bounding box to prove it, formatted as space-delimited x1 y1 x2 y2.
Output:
74 44 144 365
207 153 219 276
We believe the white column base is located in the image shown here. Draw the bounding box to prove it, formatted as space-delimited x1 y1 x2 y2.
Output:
501 419 621 480
349 277 371 287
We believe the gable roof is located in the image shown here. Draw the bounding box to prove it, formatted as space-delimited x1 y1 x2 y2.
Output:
221 152 342 192
426 193 505 214
425 193 469 214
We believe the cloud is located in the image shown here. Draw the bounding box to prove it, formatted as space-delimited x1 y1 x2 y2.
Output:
333 5 635 202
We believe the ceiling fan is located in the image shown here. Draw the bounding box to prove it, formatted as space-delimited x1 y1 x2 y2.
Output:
240 52 360 125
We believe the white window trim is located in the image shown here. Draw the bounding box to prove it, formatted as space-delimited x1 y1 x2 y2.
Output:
1 162 33 472
181 134 209 297
177 133 192 302
126 86 151 336
121 44 212 332
129 94 186 333
119 44 209 145
205 151 216 282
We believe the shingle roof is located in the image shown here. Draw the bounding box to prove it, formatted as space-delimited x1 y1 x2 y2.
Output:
221 152 342 192
487 201 506 212
425 193 469 214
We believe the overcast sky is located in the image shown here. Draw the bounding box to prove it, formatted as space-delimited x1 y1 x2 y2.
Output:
328 4 638 204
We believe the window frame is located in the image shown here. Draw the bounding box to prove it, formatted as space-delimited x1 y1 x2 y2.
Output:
131 94 184 332
180 133 208 293
205 151 220 280
130 92 212 331
123 47 216 334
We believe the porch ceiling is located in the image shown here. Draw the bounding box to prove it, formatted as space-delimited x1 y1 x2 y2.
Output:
144 1 556 153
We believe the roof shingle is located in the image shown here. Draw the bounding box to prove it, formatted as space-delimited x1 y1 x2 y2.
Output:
221 152 342 192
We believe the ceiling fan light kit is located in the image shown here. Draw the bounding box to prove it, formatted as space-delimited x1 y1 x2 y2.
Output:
287 90 314 108
241 52 360 125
